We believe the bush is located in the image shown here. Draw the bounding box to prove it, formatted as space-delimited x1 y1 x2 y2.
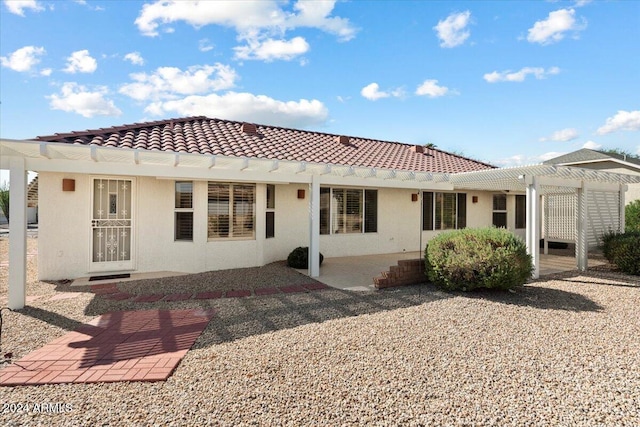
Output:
287 247 324 269
601 231 640 275
626 200 640 232
425 227 533 291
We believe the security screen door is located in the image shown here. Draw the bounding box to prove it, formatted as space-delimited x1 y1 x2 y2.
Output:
90 178 135 272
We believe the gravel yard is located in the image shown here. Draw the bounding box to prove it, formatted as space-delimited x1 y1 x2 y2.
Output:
0 236 639 426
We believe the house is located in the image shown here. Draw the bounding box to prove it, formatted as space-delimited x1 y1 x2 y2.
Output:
544 148 640 204
2 116 639 309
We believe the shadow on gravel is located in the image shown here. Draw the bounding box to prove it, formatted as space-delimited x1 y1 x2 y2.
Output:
17 306 84 330
558 278 640 289
189 284 453 348
458 284 603 312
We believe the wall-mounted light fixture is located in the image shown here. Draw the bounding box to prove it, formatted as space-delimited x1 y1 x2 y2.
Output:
411 193 418 202
62 179 75 192
297 189 305 199
472 196 478 203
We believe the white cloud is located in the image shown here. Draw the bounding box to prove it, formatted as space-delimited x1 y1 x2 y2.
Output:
135 1 356 39
63 50 97 74
493 151 567 167
361 83 389 101
0 45 45 72
234 36 309 61
40 68 52 76
539 128 579 142
415 80 449 98
144 91 328 129
582 141 601 150
527 8 586 45
433 11 472 48
48 82 122 118
3 0 43 16
199 38 214 52
134 1 354 62
119 64 238 101
596 110 640 135
124 52 144 66
538 151 566 162
484 66 560 83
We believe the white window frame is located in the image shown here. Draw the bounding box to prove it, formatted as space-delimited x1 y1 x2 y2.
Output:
320 187 377 235
174 181 194 242
207 182 256 241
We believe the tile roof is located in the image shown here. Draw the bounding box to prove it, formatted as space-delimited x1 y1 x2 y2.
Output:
34 116 495 174
544 148 640 169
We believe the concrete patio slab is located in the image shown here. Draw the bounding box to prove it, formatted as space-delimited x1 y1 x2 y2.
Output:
0 308 215 386
300 252 607 291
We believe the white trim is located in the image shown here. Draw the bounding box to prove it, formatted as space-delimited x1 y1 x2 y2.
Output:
89 176 137 273
556 158 640 172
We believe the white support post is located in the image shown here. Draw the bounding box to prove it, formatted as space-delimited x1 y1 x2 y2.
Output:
526 177 540 279
8 157 27 310
543 195 549 255
308 175 320 277
576 184 588 272
619 184 626 233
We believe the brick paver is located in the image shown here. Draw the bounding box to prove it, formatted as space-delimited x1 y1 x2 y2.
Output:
0 309 215 386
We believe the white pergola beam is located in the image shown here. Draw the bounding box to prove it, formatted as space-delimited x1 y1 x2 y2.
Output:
8 157 27 310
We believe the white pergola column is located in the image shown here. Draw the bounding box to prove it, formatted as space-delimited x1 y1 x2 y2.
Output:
8 157 27 310
576 184 588 272
308 174 320 277
619 184 627 232
526 176 540 279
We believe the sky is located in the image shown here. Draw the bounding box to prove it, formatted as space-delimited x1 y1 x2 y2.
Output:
1 0 639 185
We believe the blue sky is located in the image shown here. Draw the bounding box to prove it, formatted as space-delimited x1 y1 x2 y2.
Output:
1 0 639 184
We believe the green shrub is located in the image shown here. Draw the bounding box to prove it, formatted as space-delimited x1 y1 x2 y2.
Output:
425 227 533 291
287 247 324 269
601 231 640 275
626 200 640 232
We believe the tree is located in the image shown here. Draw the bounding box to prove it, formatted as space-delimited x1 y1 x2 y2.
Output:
0 183 8 223
626 200 640 232
600 148 640 160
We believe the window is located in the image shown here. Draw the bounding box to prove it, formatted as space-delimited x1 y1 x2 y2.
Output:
515 195 526 229
422 192 466 230
320 188 377 235
492 194 507 228
175 181 193 241
266 184 275 238
364 189 378 233
208 183 255 239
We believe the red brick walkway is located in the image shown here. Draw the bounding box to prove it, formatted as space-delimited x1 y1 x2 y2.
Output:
0 308 215 386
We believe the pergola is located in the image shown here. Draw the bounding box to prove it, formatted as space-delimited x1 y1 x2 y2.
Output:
3 139 640 310
451 165 639 278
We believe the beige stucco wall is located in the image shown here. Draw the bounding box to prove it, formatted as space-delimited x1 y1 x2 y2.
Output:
37 172 523 280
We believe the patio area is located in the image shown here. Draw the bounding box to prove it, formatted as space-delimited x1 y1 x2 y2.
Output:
0 308 216 386
303 250 607 291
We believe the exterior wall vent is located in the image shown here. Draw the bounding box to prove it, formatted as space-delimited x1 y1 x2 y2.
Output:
336 135 350 145
409 145 424 153
241 123 257 134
